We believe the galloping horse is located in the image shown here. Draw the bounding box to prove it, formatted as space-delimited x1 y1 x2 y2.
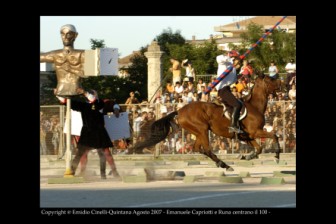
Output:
130 74 281 171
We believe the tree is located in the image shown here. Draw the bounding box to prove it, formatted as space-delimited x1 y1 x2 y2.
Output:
118 28 187 101
152 28 186 88
123 47 148 101
167 39 221 76
239 23 296 72
90 39 106 50
40 72 59 105
240 23 266 71
155 27 186 55
189 40 221 75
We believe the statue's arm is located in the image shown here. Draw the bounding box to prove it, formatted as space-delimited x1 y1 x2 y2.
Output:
78 52 85 77
40 52 54 63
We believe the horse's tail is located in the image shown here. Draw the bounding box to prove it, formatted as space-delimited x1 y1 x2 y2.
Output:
131 111 178 153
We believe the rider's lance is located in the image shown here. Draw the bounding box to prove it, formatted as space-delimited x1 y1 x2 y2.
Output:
204 16 287 94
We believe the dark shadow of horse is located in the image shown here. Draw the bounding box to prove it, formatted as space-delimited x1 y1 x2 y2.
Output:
129 74 282 171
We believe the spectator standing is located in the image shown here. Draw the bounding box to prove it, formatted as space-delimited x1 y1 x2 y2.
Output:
285 59 296 91
165 81 175 102
196 78 206 99
125 91 139 112
209 87 218 102
40 112 48 155
268 61 279 79
239 60 253 83
182 59 196 83
288 84 296 101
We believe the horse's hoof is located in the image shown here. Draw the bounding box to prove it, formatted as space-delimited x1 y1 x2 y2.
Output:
245 155 251 160
216 161 230 169
226 166 234 171
274 157 279 164
239 155 246 160
245 152 256 160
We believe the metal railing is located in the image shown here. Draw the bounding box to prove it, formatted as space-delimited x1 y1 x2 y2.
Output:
40 99 295 157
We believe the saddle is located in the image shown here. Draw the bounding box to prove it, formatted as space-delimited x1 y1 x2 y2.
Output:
211 98 247 121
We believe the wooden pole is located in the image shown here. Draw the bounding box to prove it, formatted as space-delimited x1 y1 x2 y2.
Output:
64 98 73 177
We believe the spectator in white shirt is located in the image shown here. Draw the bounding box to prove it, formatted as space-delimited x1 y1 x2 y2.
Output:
288 84 296 101
268 61 279 79
174 81 184 96
285 59 296 91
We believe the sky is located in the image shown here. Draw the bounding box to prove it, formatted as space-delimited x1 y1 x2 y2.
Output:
40 16 254 57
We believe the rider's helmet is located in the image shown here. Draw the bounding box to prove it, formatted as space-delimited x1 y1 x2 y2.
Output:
228 50 240 58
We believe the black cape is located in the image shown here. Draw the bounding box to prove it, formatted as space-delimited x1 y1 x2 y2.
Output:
71 100 112 148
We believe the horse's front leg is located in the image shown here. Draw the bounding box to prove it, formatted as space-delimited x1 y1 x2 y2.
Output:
195 136 234 171
241 140 261 160
251 129 281 162
272 135 281 161
204 150 234 171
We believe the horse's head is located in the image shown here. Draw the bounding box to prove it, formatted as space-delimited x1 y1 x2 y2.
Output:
255 72 281 95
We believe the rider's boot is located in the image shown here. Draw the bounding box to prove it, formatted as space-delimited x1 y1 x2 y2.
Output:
228 107 243 133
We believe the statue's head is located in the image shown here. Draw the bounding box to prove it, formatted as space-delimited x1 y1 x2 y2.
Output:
60 24 78 47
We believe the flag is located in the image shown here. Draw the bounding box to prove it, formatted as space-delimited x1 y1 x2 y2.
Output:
236 22 240 29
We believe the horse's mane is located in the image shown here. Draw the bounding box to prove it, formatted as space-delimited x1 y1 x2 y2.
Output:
242 72 267 102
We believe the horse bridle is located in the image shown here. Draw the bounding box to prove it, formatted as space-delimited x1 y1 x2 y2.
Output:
262 76 280 96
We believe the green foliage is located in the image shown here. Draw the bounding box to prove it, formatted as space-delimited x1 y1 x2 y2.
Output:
81 76 129 102
40 72 59 105
239 23 296 72
124 49 148 101
166 40 220 76
155 27 186 55
41 24 295 105
80 46 148 103
90 39 106 50
191 40 222 74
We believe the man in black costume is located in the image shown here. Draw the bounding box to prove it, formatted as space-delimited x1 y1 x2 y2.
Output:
57 89 112 179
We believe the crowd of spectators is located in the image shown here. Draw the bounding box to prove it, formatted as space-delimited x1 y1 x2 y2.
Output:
41 58 296 156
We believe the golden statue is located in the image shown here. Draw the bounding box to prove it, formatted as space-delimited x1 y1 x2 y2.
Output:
40 24 85 97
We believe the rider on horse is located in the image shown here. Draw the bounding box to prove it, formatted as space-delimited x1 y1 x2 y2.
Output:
216 50 243 134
